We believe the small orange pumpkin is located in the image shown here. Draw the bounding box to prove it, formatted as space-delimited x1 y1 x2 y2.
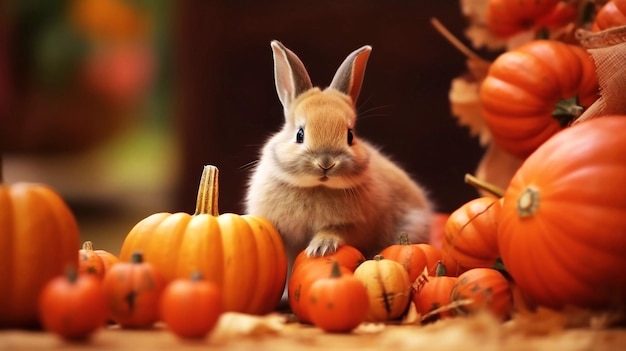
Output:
102 251 166 328
592 0 626 31
450 268 513 321
38 266 107 340
293 245 364 273
307 261 369 333
353 255 412 322
120 165 287 315
486 0 561 38
160 272 222 339
412 261 457 323
0 172 80 328
78 241 119 279
378 233 428 283
442 197 502 270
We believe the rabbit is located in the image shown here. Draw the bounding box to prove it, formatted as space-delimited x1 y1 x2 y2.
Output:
245 40 433 275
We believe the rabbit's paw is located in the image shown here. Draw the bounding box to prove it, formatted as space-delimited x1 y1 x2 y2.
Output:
305 231 344 257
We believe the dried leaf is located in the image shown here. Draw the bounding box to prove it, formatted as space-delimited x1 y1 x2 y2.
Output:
449 77 491 145
210 312 286 343
460 0 508 50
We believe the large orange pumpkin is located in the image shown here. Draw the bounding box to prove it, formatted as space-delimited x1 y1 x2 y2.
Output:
480 39 599 159
498 116 626 309
0 173 80 328
119 165 287 315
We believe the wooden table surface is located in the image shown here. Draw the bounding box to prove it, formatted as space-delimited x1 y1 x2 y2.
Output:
1 312 625 351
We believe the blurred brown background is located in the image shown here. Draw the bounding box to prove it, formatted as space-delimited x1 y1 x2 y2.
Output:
0 0 483 253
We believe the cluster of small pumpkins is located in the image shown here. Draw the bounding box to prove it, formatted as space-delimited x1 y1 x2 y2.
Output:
286 237 513 333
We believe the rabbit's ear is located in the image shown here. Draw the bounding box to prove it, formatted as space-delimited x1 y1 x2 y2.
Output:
329 45 372 105
271 40 313 110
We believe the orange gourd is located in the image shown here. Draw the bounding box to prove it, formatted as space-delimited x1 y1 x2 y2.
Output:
442 197 502 270
160 272 222 339
486 0 561 38
480 39 599 159
307 261 369 333
292 245 364 273
119 165 287 315
102 251 166 328
288 260 352 324
450 268 513 321
0 165 80 328
412 261 457 323
378 233 428 283
353 255 412 322
78 241 119 279
498 116 626 309
38 267 107 340
592 0 626 31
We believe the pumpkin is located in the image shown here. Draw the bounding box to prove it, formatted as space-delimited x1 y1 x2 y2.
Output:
415 244 443 275
480 39 599 159
486 0 561 38
38 266 107 340
160 272 222 339
78 241 119 279
307 261 369 333
498 116 626 309
353 255 412 322
592 0 626 31
378 233 428 283
412 261 457 323
442 197 502 270
0 172 80 328
450 268 513 321
288 260 352 324
102 251 166 328
292 245 365 273
119 165 287 315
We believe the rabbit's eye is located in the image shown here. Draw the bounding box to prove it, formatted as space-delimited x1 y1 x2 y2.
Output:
347 129 354 146
296 128 304 143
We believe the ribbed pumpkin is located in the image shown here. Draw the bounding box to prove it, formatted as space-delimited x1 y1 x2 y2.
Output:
486 0 561 38
0 163 80 328
480 39 599 159
498 116 626 309
443 197 502 270
119 165 287 315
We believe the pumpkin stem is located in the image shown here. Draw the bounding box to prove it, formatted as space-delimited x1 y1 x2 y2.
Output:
464 173 505 198
82 240 94 251
131 251 144 264
329 260 343 279
190 271 203 281
373 255 384 261
517 186 540 217
194 165 220 216
434 261 447 277
553 96 583 127
398 232 411 245
65 265 79 284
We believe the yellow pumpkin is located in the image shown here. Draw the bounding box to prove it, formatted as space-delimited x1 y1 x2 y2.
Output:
119 165 287 315
0 175 80 328
353 255 412 322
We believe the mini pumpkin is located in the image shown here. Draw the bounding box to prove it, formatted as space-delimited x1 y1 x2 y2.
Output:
78 241 119 279
498 116 626 309
486 0 561 38
412 261 457 323
353 255 412 322
102 251 166 328
480 39 599 159
307 261 369 333
378 233 428 283
39 266 107 340
293 245 365 273
592 0 626 31
160 272 222 339
119 165 287 315
0 174 80 328
442 197 502 270
450 268 513 321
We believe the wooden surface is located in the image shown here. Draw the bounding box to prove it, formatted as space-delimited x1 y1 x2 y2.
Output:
1 312 625 351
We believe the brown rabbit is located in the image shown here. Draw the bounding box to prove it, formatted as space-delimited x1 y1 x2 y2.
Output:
245 40 433 272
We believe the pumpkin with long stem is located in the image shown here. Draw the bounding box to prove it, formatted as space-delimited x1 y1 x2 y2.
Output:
498 116 626 309
119 165 287 315
0 154 80 328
